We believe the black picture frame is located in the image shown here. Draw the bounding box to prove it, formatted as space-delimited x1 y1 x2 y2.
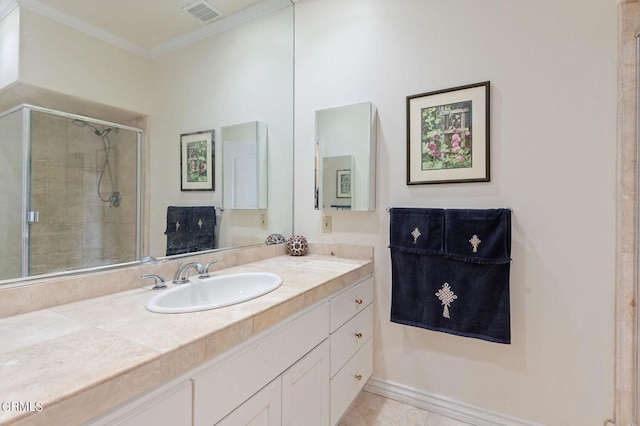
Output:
406 81 490 184
180 130 215 191
336 169 351 198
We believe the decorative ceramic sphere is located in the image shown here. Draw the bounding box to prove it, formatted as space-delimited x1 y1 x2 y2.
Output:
265 233 286 245
287 235 309 256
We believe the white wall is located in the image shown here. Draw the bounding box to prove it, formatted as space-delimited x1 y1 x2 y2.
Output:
0 7 19 91
294 0 617 425
148 7 294 255
17 8 150 113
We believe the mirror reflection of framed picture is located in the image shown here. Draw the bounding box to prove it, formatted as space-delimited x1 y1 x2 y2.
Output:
336 169 351 198
180 130 214 191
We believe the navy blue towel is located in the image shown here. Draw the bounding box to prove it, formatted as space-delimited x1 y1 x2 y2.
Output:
165 206 217 256
444 209 511 264
389 208 511 344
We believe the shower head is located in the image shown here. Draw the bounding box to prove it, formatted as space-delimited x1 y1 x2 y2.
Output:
72 119 101 136
71 119 115 137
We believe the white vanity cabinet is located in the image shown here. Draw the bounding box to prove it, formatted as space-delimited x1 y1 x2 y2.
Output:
88 275 373 426
218 339 330 426
328 276 374 426
193 302 330 425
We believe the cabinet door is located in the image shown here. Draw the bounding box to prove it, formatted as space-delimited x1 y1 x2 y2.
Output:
281 339 330 426
217 379 282 426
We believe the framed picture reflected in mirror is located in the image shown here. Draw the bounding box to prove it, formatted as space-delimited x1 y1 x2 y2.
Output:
336 169 351 198
180 130 215 191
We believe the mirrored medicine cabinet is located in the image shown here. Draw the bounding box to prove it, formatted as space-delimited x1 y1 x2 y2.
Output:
222 121 268 210
314 102 377 212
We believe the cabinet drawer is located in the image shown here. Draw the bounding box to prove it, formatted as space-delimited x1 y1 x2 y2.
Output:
193 302 330 426
330 304 373 377
330 276 373 332
329 339 373 426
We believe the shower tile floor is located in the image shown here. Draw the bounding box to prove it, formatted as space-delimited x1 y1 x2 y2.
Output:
339 391 472 426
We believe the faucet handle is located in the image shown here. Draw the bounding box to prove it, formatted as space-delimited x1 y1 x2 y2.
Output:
199 260 218 278
142 273 166 290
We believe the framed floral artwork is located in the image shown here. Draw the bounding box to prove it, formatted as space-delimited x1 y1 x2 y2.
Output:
406 81 490 184
180 130 215 191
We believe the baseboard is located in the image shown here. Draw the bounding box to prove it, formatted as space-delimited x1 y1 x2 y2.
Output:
364 376 543 426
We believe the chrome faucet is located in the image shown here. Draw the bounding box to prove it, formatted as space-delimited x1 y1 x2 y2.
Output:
199 260 218 279
173 262 204 284
141 273 166 290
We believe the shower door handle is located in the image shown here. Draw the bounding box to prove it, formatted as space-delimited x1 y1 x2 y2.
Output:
27 210 39 224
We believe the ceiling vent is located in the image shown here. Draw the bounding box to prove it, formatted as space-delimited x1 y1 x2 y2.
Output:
182 0 222 23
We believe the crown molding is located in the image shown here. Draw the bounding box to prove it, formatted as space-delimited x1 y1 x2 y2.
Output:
10 0 292 59
0 0 17 21
16 0 149 57
148 0 292 58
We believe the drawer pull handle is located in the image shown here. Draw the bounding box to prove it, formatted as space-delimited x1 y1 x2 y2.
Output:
355 332 363 339
355 299 363 305
355 374 363 381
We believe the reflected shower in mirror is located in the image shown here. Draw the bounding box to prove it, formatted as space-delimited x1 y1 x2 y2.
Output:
0 105 142 281
314 102 377 212
71 119 122 208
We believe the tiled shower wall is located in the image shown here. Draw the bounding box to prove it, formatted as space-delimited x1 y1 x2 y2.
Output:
617 1 639 424
29 110 138 275
0 109 23 280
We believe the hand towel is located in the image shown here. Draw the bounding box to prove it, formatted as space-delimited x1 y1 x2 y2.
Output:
443 208 511 264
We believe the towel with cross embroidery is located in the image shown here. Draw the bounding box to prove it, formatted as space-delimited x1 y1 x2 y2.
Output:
389 207 511 344
165 206 217 256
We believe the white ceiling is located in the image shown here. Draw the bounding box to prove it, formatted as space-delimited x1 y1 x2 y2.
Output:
14 0 288 56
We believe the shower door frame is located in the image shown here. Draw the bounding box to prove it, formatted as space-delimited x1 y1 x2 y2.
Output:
636 34 640 426
0 104 144 278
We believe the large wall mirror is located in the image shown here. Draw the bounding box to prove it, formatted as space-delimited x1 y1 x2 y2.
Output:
0 0 294 284
314 102 377 212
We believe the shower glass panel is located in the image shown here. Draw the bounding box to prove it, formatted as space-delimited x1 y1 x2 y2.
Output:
0 105 143 280
0 109 25 279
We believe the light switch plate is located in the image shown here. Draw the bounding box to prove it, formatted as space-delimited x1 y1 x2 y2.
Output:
323 216 332 233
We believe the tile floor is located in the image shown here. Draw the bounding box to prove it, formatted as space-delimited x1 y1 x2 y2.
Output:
339 391 471 426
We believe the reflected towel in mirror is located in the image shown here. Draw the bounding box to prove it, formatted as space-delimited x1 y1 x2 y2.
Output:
165 206 217 256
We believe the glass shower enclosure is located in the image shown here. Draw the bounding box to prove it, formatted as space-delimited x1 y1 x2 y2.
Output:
0 105 143 281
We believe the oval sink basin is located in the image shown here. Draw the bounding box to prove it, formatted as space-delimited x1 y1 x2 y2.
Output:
145 272 283 314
